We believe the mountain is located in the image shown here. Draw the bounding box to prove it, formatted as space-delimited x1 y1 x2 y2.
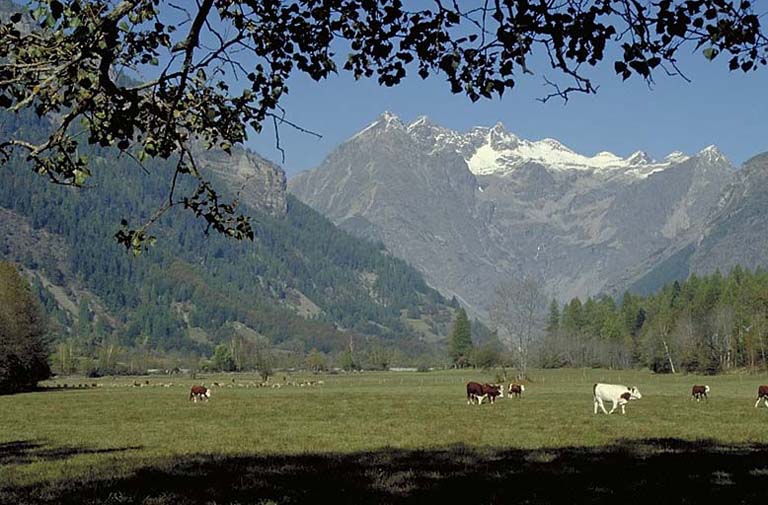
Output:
692 152 768 274
290 112 735 316
0 109 459 362
625 151 768 293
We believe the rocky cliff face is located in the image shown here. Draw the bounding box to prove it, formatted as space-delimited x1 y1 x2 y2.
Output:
200 148 287 216
290 113 735 317
688 153 768 274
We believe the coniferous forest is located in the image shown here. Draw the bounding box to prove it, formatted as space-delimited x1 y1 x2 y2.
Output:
542 267 768 374
0 109 458 373
5 106 768 376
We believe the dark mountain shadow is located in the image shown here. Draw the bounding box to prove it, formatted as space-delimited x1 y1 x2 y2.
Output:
3 438 768 504
0 440 141 466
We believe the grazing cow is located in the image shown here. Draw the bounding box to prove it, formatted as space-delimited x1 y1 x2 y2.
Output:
466 381 483 404
479 383 504 404
755 385 768 408
466 382 503 405
593 383 642 415
508 383 525 398
189 385 211 403
691 385 710 402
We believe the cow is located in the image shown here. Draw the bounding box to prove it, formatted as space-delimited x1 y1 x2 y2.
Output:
593 383 642 415
466 381 483 404
479 383 504 404
466 382 503 405
189 385 211 403
691 385 710 402
754 385 768 408
508 383 525 398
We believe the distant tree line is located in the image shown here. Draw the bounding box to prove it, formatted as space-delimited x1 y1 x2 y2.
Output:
542 266 768 374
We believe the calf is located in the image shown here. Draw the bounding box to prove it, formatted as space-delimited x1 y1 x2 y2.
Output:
478 383 503 404
755 385 768 408
593 383 642 415
691 385 710 402
508 383 525 398
189 384 211 403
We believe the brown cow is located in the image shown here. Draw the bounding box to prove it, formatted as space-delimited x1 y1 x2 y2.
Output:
466 381 483 405
189 385 211 403
508 383 525 398
691 385 710 402
481 383 503 404
466 382 503 405
755 385 768 408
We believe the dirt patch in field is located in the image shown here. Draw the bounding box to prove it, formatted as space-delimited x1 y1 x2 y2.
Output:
3 438 768 504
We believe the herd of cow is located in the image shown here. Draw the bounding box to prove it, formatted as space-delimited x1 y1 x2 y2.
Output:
187 382 768 413
462 381 768 414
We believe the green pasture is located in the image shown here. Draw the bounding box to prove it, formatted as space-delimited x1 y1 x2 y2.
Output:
3 368 768 504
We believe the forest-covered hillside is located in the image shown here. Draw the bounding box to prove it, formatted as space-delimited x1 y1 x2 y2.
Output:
0 109 460 370
545 266 768 374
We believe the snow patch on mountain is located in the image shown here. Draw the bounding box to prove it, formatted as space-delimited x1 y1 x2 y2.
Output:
349 112 728 179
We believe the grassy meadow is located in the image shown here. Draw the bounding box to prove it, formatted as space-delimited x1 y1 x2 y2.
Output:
3 368 768 504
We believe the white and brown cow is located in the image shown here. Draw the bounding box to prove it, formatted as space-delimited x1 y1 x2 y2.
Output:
466 382 503 405
189 384 211 403
593 383 641 415
691 384 710 401
480 383 504 404
755 385 768 408
508 383 525 398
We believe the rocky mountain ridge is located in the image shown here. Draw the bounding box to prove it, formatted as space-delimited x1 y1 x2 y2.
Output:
290 112 738 317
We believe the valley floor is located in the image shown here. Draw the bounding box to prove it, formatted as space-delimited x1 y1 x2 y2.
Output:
2 368 768 504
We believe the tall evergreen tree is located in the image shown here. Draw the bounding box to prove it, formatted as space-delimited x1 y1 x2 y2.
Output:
546 299 560 335
449 308 473 368
0 261 51 393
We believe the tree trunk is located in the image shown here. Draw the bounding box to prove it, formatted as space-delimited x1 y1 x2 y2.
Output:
661 337 676 374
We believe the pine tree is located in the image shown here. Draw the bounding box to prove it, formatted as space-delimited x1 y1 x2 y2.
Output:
546 299 560 335
449 308 473 368
0 262 51 393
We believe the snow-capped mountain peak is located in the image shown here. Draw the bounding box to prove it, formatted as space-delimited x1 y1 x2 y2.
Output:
407 115 431 130
348 111 405 140
697 145 729 165
625 151 653 165
538 138 574 153
348 113 723 177
379 110 401 124
664 151 690 164
465 137 665 176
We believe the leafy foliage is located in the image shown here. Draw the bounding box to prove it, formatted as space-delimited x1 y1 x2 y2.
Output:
1 0 766 244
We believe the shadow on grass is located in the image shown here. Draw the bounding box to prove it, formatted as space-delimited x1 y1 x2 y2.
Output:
3 438 768 504
0 440 141 466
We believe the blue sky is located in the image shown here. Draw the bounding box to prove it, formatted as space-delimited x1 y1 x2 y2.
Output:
245 51 768 178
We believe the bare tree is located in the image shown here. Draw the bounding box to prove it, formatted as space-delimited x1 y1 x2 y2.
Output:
711 304 736 370
489 276 546 379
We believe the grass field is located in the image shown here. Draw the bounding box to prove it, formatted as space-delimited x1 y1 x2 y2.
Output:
3 368 768 504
